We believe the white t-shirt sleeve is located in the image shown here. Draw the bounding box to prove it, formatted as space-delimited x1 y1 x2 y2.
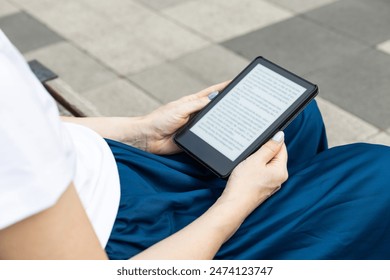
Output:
0 31 76 229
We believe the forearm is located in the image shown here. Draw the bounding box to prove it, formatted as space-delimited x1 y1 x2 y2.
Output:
131 195 262 260
61 116 150 150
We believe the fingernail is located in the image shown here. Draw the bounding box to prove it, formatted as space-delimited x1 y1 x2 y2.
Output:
208 91 219 100
272 131 284 143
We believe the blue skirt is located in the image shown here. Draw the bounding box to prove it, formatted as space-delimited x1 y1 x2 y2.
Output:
105 100 390 259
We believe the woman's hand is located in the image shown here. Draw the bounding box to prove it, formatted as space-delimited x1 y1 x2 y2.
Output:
220 132 288 212
61 82 229 154
132 133 288 260
140 81 230 155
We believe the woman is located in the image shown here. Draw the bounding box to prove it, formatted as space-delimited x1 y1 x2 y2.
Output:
1 30 389 260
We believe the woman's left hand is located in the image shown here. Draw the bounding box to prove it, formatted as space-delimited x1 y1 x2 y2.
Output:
141 81 229 155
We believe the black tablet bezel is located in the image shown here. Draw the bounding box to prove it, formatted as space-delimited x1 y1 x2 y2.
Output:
174 56 318 178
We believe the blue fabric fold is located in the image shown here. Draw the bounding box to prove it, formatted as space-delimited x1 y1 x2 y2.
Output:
105 100 390 259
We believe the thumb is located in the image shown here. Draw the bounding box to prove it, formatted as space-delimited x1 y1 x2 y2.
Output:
254 131 285 164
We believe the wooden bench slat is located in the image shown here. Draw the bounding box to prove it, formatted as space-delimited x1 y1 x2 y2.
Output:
44 79 102 117
29 59 102 117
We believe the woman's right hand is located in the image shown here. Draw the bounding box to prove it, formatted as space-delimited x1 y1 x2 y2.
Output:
221 131 288 211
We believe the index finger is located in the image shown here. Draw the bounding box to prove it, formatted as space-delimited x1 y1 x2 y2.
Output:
195 80 231 98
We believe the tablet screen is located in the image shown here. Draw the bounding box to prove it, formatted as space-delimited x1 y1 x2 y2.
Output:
190 64 306 161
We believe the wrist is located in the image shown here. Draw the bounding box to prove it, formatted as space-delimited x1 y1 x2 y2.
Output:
121 116 151 151
206 196 258 243
221 183 270 212
217 192 259 218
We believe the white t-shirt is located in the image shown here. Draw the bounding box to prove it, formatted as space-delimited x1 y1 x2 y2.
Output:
0 30 120 247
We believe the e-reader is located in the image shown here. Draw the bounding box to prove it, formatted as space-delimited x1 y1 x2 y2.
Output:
174 56 318 178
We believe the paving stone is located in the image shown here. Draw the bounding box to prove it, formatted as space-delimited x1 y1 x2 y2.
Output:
135 0 194 10
11 0 116 46
0 11 63 53
129 62 210 103
49 2 116 46
17 0 208 65
121 12 209 61
24 42 117 93
307 49 390 130
61 2 208 74
377 39 390 55
83 79 161 116
365 132 390 146
80 0 153 27
25 0 203 61
81 27 165 75
304 0 390 45
266 0 338 13
0 0 20 17
9 0 52 11
174 44 250 85
315 97 379 148
163 0 292 42
222 16 367 75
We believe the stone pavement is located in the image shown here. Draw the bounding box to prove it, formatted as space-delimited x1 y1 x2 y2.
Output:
1 0 389 147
